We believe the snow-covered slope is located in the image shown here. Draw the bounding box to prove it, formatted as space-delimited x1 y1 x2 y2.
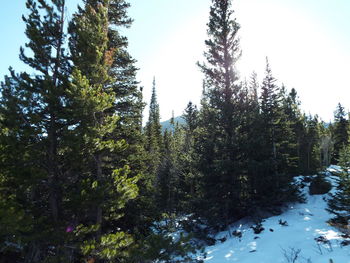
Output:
199 166 350 263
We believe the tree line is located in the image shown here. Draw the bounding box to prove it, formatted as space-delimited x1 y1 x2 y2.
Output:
0 0 349 262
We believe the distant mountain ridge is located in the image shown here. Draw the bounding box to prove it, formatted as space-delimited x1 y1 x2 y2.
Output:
160 116 185 132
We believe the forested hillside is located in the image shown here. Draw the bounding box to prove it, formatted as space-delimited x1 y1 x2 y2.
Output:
0 0 349 262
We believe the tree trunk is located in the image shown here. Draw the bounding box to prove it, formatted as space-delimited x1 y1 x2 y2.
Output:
48 0 65 223
96 152 103 237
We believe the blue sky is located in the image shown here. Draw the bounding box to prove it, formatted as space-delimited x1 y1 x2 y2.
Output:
1 0 350 121
0 0 81 74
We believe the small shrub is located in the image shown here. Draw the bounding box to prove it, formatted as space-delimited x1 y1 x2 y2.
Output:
340 240 350 247
250 222 264 234
314 235 329 244
205 237 216 246
328 216 348 226
328 217 350 235
232 230 242 238
314 235 333 253
217 237 226 243
341 233 350 239
278 219 288 226
309 175 332 195
281 247 301 263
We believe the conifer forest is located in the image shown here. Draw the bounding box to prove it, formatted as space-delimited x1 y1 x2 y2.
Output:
1 0 350 262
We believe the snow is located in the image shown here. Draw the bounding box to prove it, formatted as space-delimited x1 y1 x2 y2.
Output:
198 167 350 263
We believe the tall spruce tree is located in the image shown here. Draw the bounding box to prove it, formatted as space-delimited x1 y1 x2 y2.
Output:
328 145 350 223
196 0 243 227
282 88 306 174
0 0 72 261
239 72 264 211
257 59 300 207
145 78 163 179
107 0 145 176
320 121 333 167
179 102 200 213
157 117 183 214
279 85 300 175
68 2 196 262
105 0 156 242
304 115 322 173
332 103 349 163
66 1 140 261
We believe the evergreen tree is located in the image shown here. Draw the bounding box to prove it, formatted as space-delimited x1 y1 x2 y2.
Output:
183 101 199 145
256 59 300 207
66 1 139 261
320 121 333 167
328 145 350 223
107 0 145 177
105 0 157 243
0 1 201 262
68 3 198 262
179 102 200 213
304 115 322 173
239 72 264 211
145 78 163 178
0 0 72 260
196 0 243 227
157 118 183 214
279 85 301 175
282 88 307 174
332 103 349 163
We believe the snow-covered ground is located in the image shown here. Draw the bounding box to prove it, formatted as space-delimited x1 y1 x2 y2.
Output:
199 166 350 263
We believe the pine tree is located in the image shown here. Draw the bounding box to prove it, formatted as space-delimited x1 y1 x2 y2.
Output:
179 102 200 213
332 103 349 163
183 102 198 140
0 1 200 262
256 59 281 205
0 0 72 260
320 121 333 167
143 79 164 226
239 72 264 211
68 2 195 262
64 1 139 261
304 115 322 173
105 0 156 242
196 0 243 227
282 88 306 174
328 145 350 223
257 59 300 208
279 85 300 175
145 78 163 178
157 119 182 214
107 0 145 176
